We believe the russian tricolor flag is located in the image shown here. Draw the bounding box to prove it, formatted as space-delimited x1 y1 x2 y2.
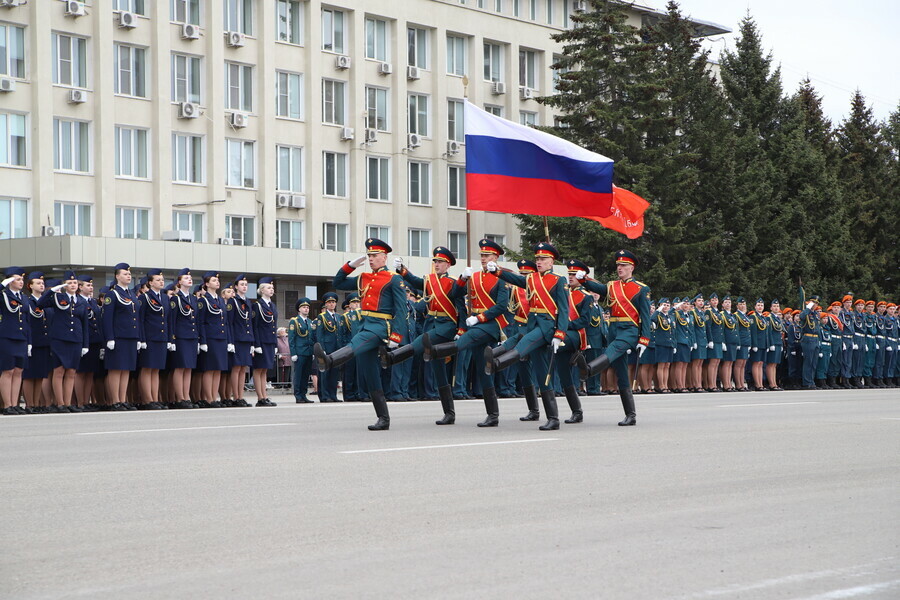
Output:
464 100 614 218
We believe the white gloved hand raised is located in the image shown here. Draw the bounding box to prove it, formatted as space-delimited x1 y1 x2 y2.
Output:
349 255 367 269
551 338 563 354
199 344 208 353
107 340 116 351
461 266 474 279
465 315 478 327
227 343 235 353
81 347 88 357
393 257 404 272
806 301 815 310
291 355 298 362
575 270 586 281
52 284 65 293
485 261 498 273
0 277 14 287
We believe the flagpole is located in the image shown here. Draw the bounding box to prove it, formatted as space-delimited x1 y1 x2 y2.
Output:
543 216 550 243
463 75 472 268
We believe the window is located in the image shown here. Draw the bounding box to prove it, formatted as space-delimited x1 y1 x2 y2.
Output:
484 104 502 117
54 202 91 236
171 53 201 103
408 94 429 136
323 222 348 252
225 215 255 246
407 27 428 68
483 43 502 82
225 139 255 188
323 151 347 197
551 55 568 91
171 0 200 25
448 166 466 208
114 0 146 14
520 111 537 127
366 86 389 131
225 0 253 35
546 0 553 25
513 0 520 17
276 71 303 119
485 233 505 246
494 0 503 12
115 207 150 240
408 161 430 205
225 62 253 111
172 211 203 241
529 0 537 20
519 49 537 89
448 232 467 260
276 220 303 249
322 8 345 53
114 126 149 178
408 229 431 257
365 18 388 61
446 35 466 76
53 119 90 173
52 34 87 88
114 44 147 98
276 145 303 192
322 79 346 125
172 133 203 184
366 225 390 243
0 24 25 78
276 0 302 44
448 100 464 142
366 156 390 201
0 197 27 239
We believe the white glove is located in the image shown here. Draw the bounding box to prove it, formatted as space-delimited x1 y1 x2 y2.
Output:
672 348 677 354
0 276 14 287
575 270 586 280
291 355 298 362
167 343 176 351
227 343 235 353
736 346 741 351
27 344 32 357
139 342 147 350
461 266 474 279
465 316 478 327
388 340 399 349
887 346 893 352
853 344 858 350
875 344 879 350
806 301 815 310
393 257 404 272
200 344 208 352
707 341 714 349
769 345 775 352
752 347 758 352
453 334 460 341
349 255 367 268
585 344 591 350
626 348 632 355
485 261 498 273
722 343 727 351
551 338 562 353
843 344 847 350
107 340 115 350
81 347 88 357
692 343 697 350
98 349 105 360
791 351 796 356
637 343 647 356
52 284 65 293
818 353 823 358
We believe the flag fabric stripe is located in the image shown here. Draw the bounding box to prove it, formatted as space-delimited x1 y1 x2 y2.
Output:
583 185 649 239
468 174 614 217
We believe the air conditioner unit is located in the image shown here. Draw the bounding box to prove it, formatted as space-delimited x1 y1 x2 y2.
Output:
230 112 248 128
181 23 200 40
364 128 377 143
68 89 86 103
378 63 392 75
407 65 421 80
162 230 193 242
226 31 245 47
276 193 291 208
42 226 58 237
118 11 137 28
0 78 14 93
65 1 85 17
407 133 422 149
447 140 461 155
289 195 306 209
0 0 20 8
335 55 351 70
491 81 506 95
573 0 587 13
340 127 354 141
218 237 233 245
520 87 534 100
178 102 200 119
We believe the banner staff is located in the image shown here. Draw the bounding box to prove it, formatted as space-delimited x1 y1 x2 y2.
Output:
462 75 472 268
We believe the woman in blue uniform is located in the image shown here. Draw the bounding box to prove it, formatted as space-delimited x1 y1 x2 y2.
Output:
39 270 90 412
749 298 769 391
102 263 140 411
720 296 740 391
733 297 752 391
705 293 725 391
198 271 231 408
226 275 254 407
22 272 51 413
75 274 103 411
169 268 199 409
653 298 675 393
136 269 170 409
251 277 278 407
765 300 785 391
689 294 709 392
672 298 692 393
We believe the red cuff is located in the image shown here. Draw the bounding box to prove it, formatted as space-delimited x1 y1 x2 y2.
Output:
456 278 467 287
477 314 487 323
638 337 649 346
341 263 354 274
389 332 402 344
457 328 465 337
553 330 565 340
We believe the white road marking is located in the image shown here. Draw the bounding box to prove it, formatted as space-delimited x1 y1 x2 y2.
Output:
77 423 295 435
795 579 900 599
340 438 560 454
717 402 820 407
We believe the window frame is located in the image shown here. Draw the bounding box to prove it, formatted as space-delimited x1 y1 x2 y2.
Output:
114 125 150 179
448 165 466 209
321 8 345 54
276 70 303 120
366 155 391 202
447 99 465 142
115 206 151 240
52 33 88 88
225 214 256 246
114 43 147 98
225 138 256 189
365 17 388 62
446 34 466 77
448 231 468 260
276 219 304 249
407 228 432 258
407 27 429 69
0 196 28 240
276 0 303 45
54 201 92 237
171 52 202 104
321 79 347 126
408 161 431 206
519 48 537 90
0 23 25 79
322 151 347 198
366 225 390 244
276 144 303 193
172 132 204 184
225 61 253 112
483 42 502 82
323 222 348 252
170 0 201 25
172 210 204 241
53 118 91 174
224 0 254 36
365 86 390 131
407 93 430 137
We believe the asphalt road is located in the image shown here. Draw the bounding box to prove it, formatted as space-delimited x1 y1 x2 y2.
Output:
2 389 898 600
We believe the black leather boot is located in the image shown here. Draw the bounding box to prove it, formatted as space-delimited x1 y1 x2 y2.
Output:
490 344 507 359
826 376 836 389
477 386 499 427
486 348 520 376
435 384 455 425
618 387 637 426
380 343 415 369
573 351 610 380
563 385 583 423
314 343 355 371
520 385 540 421
423 333 459 362
368 390 390 431
538 388 559 430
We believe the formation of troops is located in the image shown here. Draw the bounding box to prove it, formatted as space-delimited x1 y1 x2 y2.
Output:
2 240 897 428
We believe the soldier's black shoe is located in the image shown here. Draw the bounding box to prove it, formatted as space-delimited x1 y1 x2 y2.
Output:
618 387 637 426
435 385 455 425
538 388 559 430
368 390 390 431
477 387 499 427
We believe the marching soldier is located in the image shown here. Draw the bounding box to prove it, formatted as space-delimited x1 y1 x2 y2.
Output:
507 259 542 417
102 263 140 411
315 292 341 402
850 299 867 387
873 301 888 387
584 289 606 397
554 259 594 422
313 238 409 430
288 298 315 403
816 311 834 389
135 268 170 410
863 300 877 386
838 294 855 387
251 276 278 407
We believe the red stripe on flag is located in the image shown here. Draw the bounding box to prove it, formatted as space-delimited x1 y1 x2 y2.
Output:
466 173 613 218
584 185 649 239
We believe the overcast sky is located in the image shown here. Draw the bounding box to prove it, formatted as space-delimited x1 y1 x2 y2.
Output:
651 0 900 126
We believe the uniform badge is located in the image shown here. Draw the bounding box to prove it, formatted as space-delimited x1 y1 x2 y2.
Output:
104 297 111 305
311 321 317 330
170 301 176 309
226 304 232 311
289 323 294 331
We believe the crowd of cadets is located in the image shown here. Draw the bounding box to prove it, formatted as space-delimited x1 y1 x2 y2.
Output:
2 247 897 423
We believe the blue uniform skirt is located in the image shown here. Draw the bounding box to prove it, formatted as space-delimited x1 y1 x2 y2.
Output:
750 347 767 363
138 341 168 370
639 347 656 365
24 345 52 378
675 343 692 363
736 345 750 360
723 343 738 362
51 339 82 370
200 339 228 372
0 339 27 370
766 344 783 365
707 343 723 360
171 339 198 369
691 345 707 361
104 340 138 371
230 341 253 368
252 343 276 370
77 343 103 374
655 345 673 363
